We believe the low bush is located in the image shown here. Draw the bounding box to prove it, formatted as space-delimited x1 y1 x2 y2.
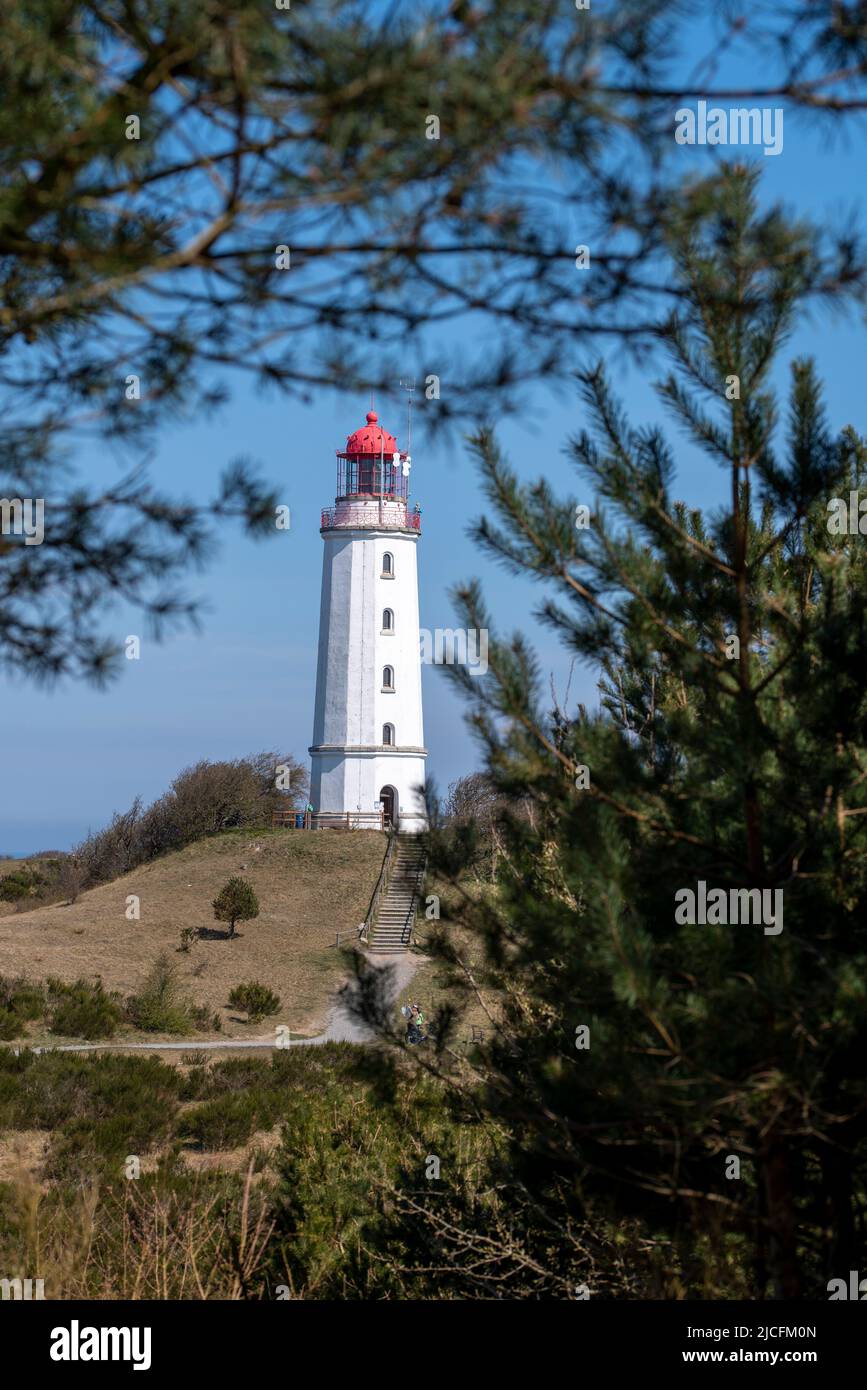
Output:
177 1065 210 1102
227 981 281 1023
48 978 123 1040
0 866 44 901
270 1041 358 1087
43 1056 181 1181
190 1004 221 1032
0 1009 20 1041
0 1051 180 1137
125 954 194 1034
3 981 45 1021
46 1104 177 1182
201 1058 273 1095
0 977 46 1037
180 1090 277 1150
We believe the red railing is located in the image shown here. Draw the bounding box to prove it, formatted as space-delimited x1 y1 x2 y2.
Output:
320 505 421 532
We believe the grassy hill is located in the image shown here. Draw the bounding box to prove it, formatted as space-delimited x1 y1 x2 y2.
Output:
0 829 386 1040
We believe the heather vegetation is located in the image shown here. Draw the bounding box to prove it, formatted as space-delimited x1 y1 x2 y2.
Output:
0 1045 668 1300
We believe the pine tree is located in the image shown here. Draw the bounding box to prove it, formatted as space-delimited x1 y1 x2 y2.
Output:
213 876 259 939
417 167 867 1299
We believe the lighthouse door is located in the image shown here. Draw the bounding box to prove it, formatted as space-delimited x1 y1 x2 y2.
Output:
379 786 397 830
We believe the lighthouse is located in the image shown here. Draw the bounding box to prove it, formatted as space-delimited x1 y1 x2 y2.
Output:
308 409 428 834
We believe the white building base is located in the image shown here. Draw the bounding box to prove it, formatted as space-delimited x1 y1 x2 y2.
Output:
309 745 428 834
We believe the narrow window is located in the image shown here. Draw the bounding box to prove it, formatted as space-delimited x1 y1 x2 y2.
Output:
382 665 394 690
383 723 395 746
382 608 394 631
382 551 394 577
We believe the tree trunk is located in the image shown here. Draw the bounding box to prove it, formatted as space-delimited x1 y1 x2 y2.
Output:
761 1133 801 1299
821 1138 855 1284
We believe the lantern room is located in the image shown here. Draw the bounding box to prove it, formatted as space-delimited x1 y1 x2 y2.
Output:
335 410 410 502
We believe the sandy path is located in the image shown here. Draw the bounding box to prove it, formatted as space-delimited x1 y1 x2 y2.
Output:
23 951 420 1055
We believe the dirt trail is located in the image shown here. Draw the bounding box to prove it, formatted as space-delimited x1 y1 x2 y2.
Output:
25 951 420 1055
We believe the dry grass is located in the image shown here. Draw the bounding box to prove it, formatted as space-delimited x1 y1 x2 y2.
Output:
0 829 385 1039
4 1160 277 1300
0 1128 51 1185
181 1126 283 1176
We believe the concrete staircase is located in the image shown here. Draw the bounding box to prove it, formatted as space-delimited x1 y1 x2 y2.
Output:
368 835 427 953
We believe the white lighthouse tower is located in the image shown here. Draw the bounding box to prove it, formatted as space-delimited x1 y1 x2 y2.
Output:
308 408 428 834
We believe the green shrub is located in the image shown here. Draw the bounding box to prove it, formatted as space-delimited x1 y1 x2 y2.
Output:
0 877 25 902
0 867 44 901
126 953 194 1034
0 977 45 1038
202 1058 273 1095
181 1092 265 1150
0 1009 20 1041
7 985 45 1021
177 1066 210 1102
190 1004 221 1032
40 1055 181 1180
227 981 281 1023
48 978 123 1039
0 1051 180 1136
270 1041 358 1087
47 1108 174 1181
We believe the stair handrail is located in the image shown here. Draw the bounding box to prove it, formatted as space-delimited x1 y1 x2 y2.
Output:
361 831 398 944
397 854 427 945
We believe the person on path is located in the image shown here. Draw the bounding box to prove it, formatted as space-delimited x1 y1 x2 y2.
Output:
404 1002 427 1045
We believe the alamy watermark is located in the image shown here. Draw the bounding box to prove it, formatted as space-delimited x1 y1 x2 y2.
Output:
827 1270 867 1300
0 497 44 545
420 627 488 676
49 1321 151 1370
675 101 783 157
1 1276 44 1300
826 492 867 535
675 881 783 936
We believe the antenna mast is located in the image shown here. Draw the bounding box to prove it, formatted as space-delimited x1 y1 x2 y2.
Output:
399 377 415 455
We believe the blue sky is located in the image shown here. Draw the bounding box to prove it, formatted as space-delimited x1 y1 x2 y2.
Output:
3 17 866 855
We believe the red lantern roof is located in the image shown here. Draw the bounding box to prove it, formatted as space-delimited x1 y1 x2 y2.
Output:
343 410 399 456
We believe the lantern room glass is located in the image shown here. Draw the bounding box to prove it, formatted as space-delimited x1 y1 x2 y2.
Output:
336 452 410 501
